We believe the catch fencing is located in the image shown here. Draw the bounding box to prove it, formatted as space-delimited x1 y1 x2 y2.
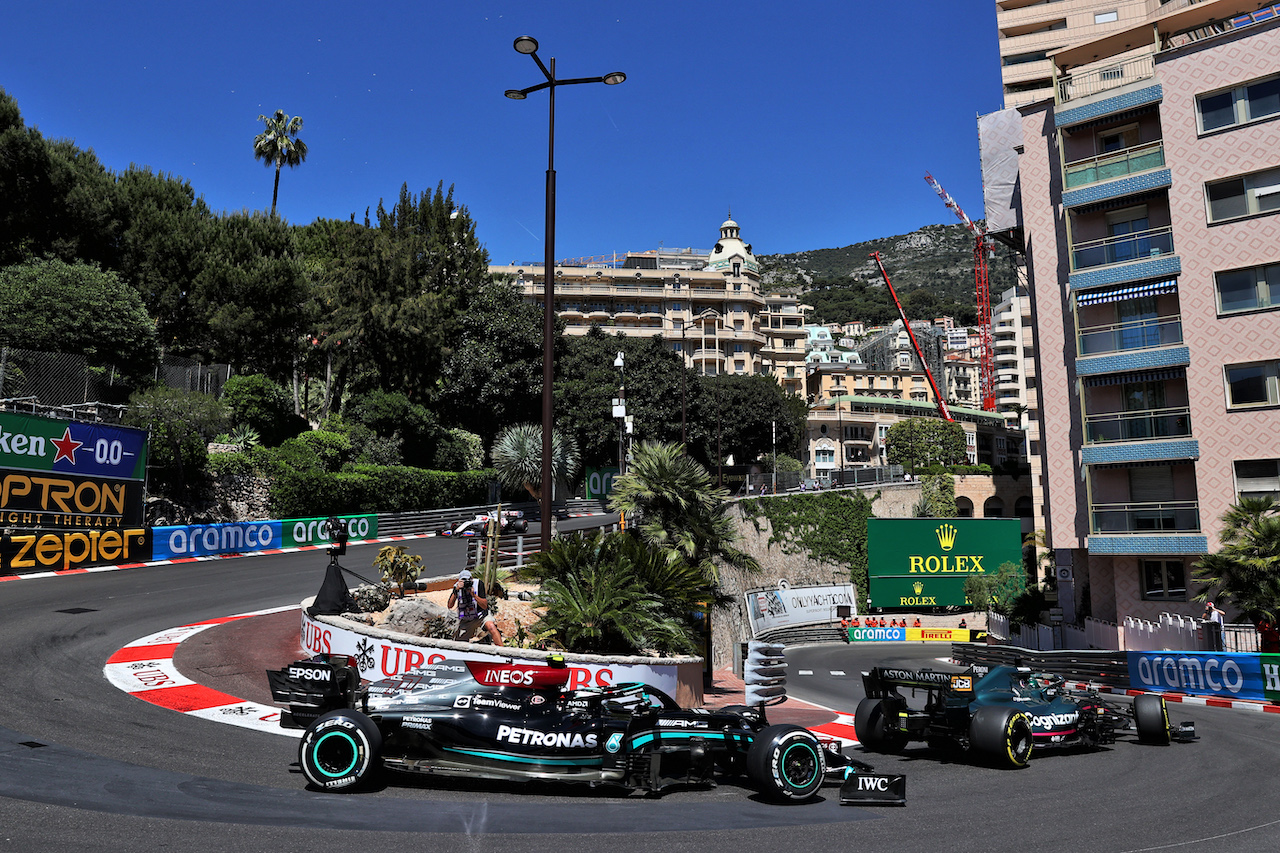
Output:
988 610 1261 653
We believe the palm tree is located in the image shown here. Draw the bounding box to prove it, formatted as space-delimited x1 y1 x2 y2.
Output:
1193 496 1280 623
253 109 308 217
491 423 581 502
608 441 759 583
527 531 707 655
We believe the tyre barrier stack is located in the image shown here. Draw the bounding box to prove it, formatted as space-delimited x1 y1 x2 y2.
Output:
744 640 788 708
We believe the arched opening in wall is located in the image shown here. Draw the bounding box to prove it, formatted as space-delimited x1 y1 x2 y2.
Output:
956 497 974 518
1015 496 1033 518
983 497 1005 518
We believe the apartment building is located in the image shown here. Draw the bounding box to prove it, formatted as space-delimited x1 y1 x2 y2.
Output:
981 2 1280 622
998 0 1173 108
492 217 809 391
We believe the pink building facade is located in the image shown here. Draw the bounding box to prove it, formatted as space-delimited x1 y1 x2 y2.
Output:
988 11 1280 626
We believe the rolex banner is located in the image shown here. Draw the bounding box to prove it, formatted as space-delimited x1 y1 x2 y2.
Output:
867 518 1024 609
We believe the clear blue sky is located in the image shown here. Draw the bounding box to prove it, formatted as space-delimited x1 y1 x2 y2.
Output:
5 1 1003 265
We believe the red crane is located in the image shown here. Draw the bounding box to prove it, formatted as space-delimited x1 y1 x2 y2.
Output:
924 172 997 412
870 251 954 423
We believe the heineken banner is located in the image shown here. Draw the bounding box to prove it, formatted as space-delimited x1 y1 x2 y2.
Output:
0 411 148 481
867 518 1024 609
745 583 857 636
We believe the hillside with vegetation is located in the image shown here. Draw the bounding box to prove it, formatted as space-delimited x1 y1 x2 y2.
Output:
758 223 1019 328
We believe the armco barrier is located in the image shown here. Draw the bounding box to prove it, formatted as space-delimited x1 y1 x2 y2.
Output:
301 599 704 707
950 642 1131 688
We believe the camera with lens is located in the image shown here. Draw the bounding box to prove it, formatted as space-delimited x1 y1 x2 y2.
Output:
324 517 349 557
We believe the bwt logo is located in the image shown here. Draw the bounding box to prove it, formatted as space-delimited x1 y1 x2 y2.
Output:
1133 654 1245 694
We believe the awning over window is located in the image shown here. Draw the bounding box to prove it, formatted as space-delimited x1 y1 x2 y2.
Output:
1076 278 1178 307
1083 366 1186 387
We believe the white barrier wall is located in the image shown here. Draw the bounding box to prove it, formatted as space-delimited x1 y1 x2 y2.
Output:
301 605 698 702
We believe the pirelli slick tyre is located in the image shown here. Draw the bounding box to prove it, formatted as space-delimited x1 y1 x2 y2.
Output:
969 706 1033 769
299 709 383 791
747 725 826 802
512 519 529 533
1134 693 1171 745
854 698 908 754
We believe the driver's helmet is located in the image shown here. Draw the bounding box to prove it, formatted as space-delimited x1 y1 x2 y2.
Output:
1025 673 1065 694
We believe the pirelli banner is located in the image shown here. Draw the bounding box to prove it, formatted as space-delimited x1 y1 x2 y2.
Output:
867 518 1024 609
0 411 148 528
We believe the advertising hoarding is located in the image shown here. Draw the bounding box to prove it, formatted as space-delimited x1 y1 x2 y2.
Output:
867 518 1024 608
1 527 150 573
1127 651 1268 702
744 583 857 637
0 470 145 528
0 411 148 480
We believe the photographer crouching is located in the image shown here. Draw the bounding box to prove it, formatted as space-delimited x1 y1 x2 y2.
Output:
448 569 503 646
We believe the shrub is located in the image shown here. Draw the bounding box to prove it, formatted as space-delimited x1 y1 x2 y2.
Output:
267 464 495 518
434 428 484 471
124 387 226 498
373 545 423 596
295 429 352 472
206 451 256 479
222 374 308 446
343 389 439 468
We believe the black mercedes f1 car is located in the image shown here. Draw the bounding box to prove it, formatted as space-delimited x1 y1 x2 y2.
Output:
855 664 1196 768
267 653 905 804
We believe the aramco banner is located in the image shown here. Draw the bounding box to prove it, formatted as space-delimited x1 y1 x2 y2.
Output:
745 583 857 637
867 518 1024 609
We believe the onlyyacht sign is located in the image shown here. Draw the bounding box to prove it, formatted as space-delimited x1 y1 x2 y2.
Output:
745 583 857 636
868 518 1023 609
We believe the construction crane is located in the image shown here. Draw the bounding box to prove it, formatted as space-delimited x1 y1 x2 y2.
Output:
870 251 954 423
924 172 997 412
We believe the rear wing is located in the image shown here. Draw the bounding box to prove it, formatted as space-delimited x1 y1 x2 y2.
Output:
266 655 361 729
861 667 978 699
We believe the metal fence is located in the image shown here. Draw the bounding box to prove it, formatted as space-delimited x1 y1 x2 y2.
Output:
0 346 232 423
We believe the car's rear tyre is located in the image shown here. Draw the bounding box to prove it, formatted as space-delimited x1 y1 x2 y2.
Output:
854 698 908 754
1134 694 1171 745
747 725 825 802
299 709 383 791
513 519 529 533
969 706 1033 768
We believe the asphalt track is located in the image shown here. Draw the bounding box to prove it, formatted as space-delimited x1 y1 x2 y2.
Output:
2 533 1279 852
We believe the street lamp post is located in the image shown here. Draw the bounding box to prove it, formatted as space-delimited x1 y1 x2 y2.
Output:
506 37 625 554
612 351 626 476
679 308 719 446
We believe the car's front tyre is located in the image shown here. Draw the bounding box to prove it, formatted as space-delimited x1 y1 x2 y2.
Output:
747 724 825 802
1134 694 1171 745
299 709 383 791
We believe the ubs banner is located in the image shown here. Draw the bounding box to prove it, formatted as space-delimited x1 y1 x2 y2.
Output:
0 412 149 528
867 518 1024 609
745 584 857 636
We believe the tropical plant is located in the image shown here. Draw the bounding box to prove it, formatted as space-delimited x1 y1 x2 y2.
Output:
492 423 581 501
253 109 308 217
963 560 1027 617
1193 497 1280 623
915 473 957 518
529 534 698 655
373 545 423 597
608 441 759 583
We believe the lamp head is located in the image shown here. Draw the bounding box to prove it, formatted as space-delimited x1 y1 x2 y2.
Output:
614 352 625 368
602 71 627 86
514 35 539 55
504 89 527 100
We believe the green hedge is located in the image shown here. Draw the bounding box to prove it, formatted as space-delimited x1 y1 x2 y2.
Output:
268 464 496 518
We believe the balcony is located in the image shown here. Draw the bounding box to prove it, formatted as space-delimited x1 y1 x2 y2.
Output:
1090 501 1200 534
1077 314 1183 356
1065 142 1166 190
1057 54 1154 105
1084 407 1192 444
1072 227 1173 272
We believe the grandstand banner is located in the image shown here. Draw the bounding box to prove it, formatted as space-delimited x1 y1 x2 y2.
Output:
868 518 1023 609
0 411 148 480
745 583 857 637
1127 651 1268 703
1 527 150 573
